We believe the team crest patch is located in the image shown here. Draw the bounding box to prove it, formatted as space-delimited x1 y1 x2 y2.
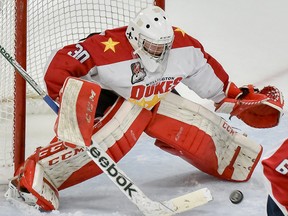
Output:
131 62 146 84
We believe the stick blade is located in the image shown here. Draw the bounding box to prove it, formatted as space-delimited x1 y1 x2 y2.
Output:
162 188 212 214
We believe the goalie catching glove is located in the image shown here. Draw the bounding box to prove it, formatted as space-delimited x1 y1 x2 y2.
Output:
215 82 284 128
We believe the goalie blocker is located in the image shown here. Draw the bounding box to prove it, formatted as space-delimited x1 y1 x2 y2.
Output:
6 78 265 210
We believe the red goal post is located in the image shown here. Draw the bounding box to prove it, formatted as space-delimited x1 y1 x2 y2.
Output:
0 0 165 184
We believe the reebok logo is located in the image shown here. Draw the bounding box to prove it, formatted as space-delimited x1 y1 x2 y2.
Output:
89 146 137 198
0 45 13 63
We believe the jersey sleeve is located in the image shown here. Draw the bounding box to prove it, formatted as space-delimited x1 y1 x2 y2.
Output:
44 43 95 100
262 138 288 215
173 28 229 103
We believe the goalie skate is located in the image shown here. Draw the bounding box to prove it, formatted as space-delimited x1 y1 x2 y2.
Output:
5 179 39 210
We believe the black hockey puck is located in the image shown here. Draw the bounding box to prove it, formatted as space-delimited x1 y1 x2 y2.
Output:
229 190 243 204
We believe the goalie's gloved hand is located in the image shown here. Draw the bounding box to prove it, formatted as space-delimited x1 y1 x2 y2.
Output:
215 82 265 112
215 82 284 128
223 82 260 100
237 85 260 99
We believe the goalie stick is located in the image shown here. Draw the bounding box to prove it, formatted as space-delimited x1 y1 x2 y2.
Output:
0 45 59 114
87 144 212 215
0 45 213 215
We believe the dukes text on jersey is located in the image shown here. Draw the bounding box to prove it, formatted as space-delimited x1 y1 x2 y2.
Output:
129 77 183 109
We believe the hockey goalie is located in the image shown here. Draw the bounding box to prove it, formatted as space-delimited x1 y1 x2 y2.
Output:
5 6 284 211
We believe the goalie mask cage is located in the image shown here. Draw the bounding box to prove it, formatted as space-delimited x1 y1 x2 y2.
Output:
0 0 165 184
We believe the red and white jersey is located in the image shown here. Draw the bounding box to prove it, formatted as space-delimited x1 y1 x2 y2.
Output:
44 26 229 109
262 138 288 215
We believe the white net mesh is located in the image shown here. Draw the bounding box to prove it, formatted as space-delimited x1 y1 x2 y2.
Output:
0 0 156 184
0 0 16 182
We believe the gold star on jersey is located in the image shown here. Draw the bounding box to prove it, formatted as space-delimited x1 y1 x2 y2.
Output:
101 38 120 52
174 28 186 37
129 94 164 109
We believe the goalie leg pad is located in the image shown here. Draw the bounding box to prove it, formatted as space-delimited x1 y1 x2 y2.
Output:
6 98 152 211
53 98 152 189
146 92 263 182
61 98 152 188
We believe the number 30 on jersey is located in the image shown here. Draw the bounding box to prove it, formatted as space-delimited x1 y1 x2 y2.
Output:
68 44 90 63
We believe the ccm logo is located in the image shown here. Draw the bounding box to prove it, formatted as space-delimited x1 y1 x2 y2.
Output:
222 121 235 135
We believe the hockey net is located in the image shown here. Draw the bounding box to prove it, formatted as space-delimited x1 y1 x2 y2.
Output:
0 0 164 184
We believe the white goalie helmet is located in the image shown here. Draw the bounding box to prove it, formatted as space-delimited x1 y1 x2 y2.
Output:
126 6 174 73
